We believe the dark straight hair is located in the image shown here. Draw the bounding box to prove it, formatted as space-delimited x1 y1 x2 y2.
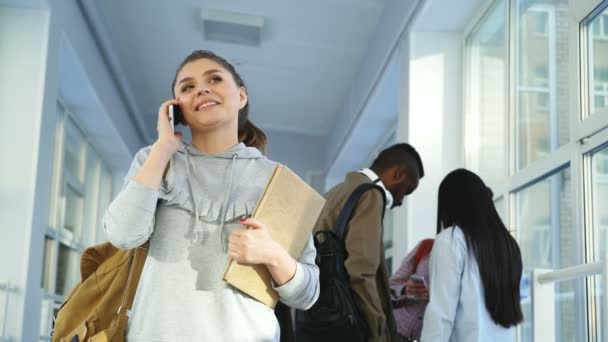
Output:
436 168 523 328
171 50 267 153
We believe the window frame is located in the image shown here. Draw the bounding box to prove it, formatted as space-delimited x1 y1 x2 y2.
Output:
463 0 608 340
39 99 113 339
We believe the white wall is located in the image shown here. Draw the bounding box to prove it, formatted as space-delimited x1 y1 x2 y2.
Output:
264 129 327 191
392 32 464 266
324 0 422 175
0 8 50 339
0 1 143 339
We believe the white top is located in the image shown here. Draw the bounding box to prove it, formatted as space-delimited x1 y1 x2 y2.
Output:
357 168 394 209
420 226 514 342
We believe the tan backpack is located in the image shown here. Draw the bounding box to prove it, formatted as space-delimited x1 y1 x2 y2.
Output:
51 242 148 342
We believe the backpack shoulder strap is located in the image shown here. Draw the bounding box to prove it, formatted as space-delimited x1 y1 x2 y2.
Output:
334 183 386 241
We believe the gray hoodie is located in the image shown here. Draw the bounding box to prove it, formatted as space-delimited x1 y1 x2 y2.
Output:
103 142 319 341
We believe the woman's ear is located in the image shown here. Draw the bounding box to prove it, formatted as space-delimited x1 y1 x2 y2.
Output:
239 87 248 110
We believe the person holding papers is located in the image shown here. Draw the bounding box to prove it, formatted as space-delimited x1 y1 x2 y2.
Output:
103 50 319 341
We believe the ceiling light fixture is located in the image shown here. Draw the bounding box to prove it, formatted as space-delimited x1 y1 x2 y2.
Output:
200 9 265 47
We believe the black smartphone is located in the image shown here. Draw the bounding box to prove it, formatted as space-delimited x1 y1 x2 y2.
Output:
168 104 184 130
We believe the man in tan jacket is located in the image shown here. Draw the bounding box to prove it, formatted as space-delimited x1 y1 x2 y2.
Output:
314 143 424 342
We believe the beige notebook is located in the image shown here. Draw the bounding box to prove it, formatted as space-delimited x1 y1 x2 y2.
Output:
223 164 325 308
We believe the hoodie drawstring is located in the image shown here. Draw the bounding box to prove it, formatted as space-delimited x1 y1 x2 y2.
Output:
219 153 238 252
184 147 203 242
184 145 238 251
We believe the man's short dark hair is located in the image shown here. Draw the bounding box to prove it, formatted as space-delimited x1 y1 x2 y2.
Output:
370 143 424 179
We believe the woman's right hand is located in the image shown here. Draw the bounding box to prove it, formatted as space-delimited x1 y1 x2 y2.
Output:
154 98 183 158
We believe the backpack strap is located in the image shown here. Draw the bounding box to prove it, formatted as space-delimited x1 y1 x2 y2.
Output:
116 242 149 319
413 239 434 270
334 183 386 242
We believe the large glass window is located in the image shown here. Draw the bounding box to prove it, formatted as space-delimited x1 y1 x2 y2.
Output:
591 146 608 260
589 9 608 115
465 0 508 190
515 0 570 169
515 168 583 341
589 145 608 340
39 103 113 340
465 0 608 340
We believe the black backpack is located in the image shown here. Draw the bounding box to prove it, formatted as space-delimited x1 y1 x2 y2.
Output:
295 183 386 342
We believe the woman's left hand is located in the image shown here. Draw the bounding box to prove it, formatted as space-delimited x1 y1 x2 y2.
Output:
228 218 281 265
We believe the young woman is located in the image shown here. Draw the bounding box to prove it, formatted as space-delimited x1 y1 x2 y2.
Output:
389 238 433 340
103 50 319 341
420 169 523 342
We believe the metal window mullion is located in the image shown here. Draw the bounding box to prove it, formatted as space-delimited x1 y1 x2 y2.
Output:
506 2 518 276
50 189 66 297
549 167 562 342
579 126 608 155
572 135 591 342
602 255 608 342
86 157 102 247
509 142 572 192
548 7 559 152
48 106 66 230
42 291 64 303
507 0 516 226
582 143 597 341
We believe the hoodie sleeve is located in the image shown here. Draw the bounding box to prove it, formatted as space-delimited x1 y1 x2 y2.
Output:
103 147 160 249
273 235 320 310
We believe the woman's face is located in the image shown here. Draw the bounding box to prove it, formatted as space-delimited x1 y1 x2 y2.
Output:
173 58 247 132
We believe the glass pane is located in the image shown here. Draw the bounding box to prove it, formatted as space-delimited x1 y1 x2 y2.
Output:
515 168 583 341
588 10 608 115
590 146 608 340
96 166 113 243
515 0 570 169
519 270 533 342
48 105 64 229
588 275 605 341
591 145 608 261
64 185 83 239
41 237 54 290
64 118 85 183
383 211 393 249
465 0 507 188
385 257 393 275
494 197 506 223
39 298 53 336
0 282 6 337
555 279 584 341
82 148 100 246
55 243 79 296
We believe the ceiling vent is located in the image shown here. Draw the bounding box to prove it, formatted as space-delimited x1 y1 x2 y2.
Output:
201 9 265 47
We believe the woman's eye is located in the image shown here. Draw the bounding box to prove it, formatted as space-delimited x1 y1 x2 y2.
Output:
209 76 222 84
181 85 193 92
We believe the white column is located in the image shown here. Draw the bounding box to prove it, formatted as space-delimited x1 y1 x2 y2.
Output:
0 7 51 340
392 32 464 268
532 269 556 341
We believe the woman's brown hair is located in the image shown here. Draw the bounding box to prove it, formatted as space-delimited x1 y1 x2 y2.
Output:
172 50 267 153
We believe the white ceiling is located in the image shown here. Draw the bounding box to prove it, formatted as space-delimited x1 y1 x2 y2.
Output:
80 0 387 141
413 0 485 32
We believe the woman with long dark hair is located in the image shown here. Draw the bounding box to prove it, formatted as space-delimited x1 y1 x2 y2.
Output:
420 169 523 341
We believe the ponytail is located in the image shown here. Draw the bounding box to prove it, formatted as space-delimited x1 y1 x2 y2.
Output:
238 119 267 154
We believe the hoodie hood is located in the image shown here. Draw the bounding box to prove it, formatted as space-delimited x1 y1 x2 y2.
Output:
178 142 264 160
